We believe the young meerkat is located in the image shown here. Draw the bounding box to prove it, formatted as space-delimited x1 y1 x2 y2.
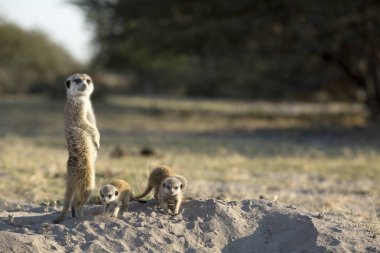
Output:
134 165 187 214
53 73 100 224
100 179 146 217
134 165 175 200
159 176 187 215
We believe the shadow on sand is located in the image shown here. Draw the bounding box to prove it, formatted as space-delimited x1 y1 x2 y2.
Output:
222 212 329 253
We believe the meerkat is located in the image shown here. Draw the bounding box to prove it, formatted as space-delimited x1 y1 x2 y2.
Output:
100 179 146 217
159 176 187 215
134 165 176 200
53 73 100 224
134 165 187 213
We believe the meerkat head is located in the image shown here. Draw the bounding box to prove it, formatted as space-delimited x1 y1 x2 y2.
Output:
100 185 119 204
162 177 183 196
65 73 94 97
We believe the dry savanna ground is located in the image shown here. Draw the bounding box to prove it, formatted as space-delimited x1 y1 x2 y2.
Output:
0 95 379 235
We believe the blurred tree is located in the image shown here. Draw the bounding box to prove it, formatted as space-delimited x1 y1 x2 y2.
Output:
0 21 79 95
73 0 380 118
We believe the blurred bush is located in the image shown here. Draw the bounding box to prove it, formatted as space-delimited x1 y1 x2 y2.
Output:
0 21 79 96
73 0 380 118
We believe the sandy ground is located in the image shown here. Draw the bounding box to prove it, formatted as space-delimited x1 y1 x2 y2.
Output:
0 198 378 253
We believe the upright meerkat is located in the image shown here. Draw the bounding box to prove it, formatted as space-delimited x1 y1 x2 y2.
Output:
100 179 145 217
134 165 187 214
53 73 100 224
159 176 187 215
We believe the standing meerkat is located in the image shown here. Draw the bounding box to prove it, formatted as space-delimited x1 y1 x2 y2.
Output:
99 179 145 217
53 73 100 224
159 176 187 215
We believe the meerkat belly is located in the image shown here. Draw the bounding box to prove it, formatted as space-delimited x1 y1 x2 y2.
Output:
85 134 98 164
165 196 178 205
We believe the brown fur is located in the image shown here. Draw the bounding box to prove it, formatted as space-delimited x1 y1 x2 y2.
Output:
100 179 147 217
53 73 99 224
134 165 187 200
102 179 132 217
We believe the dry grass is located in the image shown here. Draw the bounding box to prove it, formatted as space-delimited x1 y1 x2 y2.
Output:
0 95 378 234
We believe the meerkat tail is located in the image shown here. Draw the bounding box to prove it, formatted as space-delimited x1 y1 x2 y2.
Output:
130 195 148 203
133 185 153 200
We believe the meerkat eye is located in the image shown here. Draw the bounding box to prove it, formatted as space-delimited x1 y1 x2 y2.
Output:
174 187 178 190
66 80 71 88
73 78 82 85
115 191 119 196
86 79 91 84
108 194 112 198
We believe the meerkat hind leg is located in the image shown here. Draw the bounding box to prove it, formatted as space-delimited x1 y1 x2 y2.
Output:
121 193 131 214
71 197 81 217
53 184 74 223
71 207 77 217
77 205 84 217
77 189 92 217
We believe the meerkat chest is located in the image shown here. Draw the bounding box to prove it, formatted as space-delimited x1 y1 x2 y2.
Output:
165 195 179 204
65 98 92 125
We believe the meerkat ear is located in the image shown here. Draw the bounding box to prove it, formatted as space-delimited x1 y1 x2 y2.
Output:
115 191 119 196
180 184 183 189
66 80 71 88
99 190 103 197
163 182 166 187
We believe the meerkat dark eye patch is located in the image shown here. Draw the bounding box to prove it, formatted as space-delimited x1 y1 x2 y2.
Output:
73 78 82 85
66 80 71 88
115 191 119 196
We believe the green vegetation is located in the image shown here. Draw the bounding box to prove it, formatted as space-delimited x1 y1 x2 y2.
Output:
0 21 79 95
74 0 380 118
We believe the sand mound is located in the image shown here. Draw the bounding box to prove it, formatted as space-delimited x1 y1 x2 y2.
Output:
0 199 378 253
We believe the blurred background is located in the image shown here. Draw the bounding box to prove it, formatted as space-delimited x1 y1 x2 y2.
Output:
0 0 379 116
0 0 379 234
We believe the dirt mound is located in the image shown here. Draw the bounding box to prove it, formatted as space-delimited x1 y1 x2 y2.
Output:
0 199 378 252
